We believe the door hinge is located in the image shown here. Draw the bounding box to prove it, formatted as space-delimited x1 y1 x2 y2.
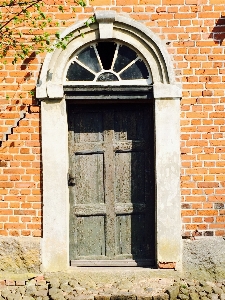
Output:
68 173 75 186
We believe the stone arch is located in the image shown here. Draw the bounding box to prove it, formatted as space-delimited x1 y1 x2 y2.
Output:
37 11 182 272
37 11 181 99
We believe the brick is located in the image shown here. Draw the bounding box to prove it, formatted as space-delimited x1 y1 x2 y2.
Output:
14 210 36 216
186 196 206 202
130 14 150 20
0 280 5 286
181 210 196 216
158 262 176 269
215 230 225 236
197 154 219 160
216 216 225 222
192 203 203 209
91 0 111 4
4 223 26 230
5 280 15 286
192 217 203 223
32 230 41 237
117 0 138 3
209 196 225 202
140 0 161 3
197 182 219 188
197 210 218 216
0 161 7 167
204 217 214 223
203 231 214 236
0 182 14 188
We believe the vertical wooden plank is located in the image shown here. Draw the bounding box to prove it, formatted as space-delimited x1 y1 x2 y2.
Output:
68 105 77 261
116 215 131 256
104 109 116 258
115 152 145 204
115 152 131 203
143 104 155 258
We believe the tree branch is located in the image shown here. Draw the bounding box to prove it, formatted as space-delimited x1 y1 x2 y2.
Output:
0 0 43 30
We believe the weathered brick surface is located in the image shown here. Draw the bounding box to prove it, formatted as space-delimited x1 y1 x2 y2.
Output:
0 1 225 237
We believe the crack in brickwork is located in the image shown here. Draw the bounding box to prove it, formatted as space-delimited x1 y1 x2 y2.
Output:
0 109 26 146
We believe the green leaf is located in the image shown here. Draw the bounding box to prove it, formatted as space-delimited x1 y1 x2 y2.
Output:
78 0 86 7
29 90 35 96
55 32 60 39
58 5 64 12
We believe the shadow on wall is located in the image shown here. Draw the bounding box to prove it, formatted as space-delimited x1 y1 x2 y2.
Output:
209 15 225 45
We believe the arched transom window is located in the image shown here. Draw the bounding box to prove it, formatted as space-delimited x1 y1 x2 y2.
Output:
64 42 152 85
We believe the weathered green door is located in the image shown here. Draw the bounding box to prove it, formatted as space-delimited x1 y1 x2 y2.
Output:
68 103 155 266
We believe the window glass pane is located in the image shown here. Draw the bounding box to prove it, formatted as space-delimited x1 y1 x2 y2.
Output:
97 72 119 82
77 46 101 73
113 45 137 73
67 62 95 81
120 60 149 80
96 42 116 70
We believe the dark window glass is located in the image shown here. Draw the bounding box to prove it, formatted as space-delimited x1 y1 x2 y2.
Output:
113 45 137 73
96 42 117 70
66 42 150 82
77 46 101 73
97 72 119 82
67 62 95 81
120 60 149 80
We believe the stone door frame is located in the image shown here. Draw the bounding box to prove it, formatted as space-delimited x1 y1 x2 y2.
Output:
37 11 182 272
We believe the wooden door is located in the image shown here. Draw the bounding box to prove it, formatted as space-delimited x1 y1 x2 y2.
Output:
68 103 155 266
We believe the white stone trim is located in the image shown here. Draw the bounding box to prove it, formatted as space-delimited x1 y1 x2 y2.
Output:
153 83 182 99
155 98 181 269
41 99 69 272
95 10 115 39
46 82 63 99
38 11 182 272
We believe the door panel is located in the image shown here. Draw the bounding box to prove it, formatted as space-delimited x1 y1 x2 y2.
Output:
75 154 104 204
68 103 155 266
77 216 106 257
115 152 145 204
116 214 147 257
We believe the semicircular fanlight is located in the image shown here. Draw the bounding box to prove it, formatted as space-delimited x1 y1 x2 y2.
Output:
65 42 152 85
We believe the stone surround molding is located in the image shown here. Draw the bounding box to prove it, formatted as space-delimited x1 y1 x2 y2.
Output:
37 11 182 272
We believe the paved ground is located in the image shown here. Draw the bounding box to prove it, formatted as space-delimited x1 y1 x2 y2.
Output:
0 268 224 299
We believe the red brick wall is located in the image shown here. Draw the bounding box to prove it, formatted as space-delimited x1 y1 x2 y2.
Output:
0 0 225 237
